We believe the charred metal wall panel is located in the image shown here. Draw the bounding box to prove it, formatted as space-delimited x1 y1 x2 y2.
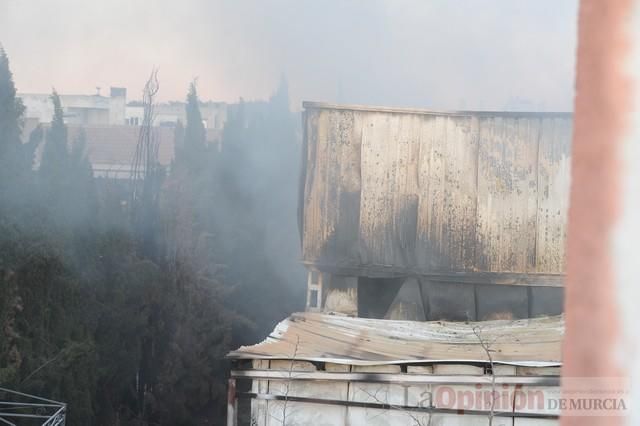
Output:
300 103 572 282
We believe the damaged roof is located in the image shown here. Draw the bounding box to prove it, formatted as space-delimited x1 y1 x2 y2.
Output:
228 312 563 367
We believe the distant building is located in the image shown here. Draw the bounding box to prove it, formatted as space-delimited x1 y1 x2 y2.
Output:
19 87 227 178
27 124 222 178
19 87 127 126
125 101 228 130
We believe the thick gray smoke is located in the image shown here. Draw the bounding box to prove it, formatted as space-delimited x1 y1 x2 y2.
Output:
0 0 578 110
0 3 579 424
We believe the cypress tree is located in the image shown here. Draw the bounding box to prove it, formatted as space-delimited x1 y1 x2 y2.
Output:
182 82 207 173
39 90 69 186
172 119 185 168
0 47 34 207
69 128 98 224
0 46 24 161
39 93 97 225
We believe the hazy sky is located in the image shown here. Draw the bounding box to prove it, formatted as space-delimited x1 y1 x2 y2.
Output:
0 0 578 111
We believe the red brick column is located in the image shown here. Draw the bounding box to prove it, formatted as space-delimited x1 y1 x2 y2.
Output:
562 0 636 425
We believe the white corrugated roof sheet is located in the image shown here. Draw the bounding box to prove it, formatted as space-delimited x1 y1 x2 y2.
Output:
228 312 563 367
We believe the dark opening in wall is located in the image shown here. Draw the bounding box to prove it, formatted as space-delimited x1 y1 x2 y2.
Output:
354 276 564 321
357 277 405 319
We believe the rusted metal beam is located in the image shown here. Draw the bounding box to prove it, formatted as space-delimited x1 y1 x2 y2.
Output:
303 101 573 118
236 391 560 420
302 263 566 287
231 369 560 386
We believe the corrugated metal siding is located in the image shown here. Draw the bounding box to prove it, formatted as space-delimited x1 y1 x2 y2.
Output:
228 312 563 366
301 103 572 278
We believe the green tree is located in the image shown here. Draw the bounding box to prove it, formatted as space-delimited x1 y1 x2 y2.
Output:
39 93 97 227
158 82 241 424
0 47 23 152
175 82 207 173
0 47 37 211
68 129 98 225
209 79 305 346
1 57 301 425
39 91 69 189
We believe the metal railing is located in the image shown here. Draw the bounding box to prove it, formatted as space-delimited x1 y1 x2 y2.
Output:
0 387 66 426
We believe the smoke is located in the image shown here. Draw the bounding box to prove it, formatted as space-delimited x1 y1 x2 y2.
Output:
0 0 578 110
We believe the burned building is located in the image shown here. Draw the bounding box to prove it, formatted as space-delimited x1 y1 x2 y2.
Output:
299 102 571 321
228 102 571 426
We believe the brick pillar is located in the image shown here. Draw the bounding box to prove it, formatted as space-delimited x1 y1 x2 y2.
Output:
562 0 639 424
